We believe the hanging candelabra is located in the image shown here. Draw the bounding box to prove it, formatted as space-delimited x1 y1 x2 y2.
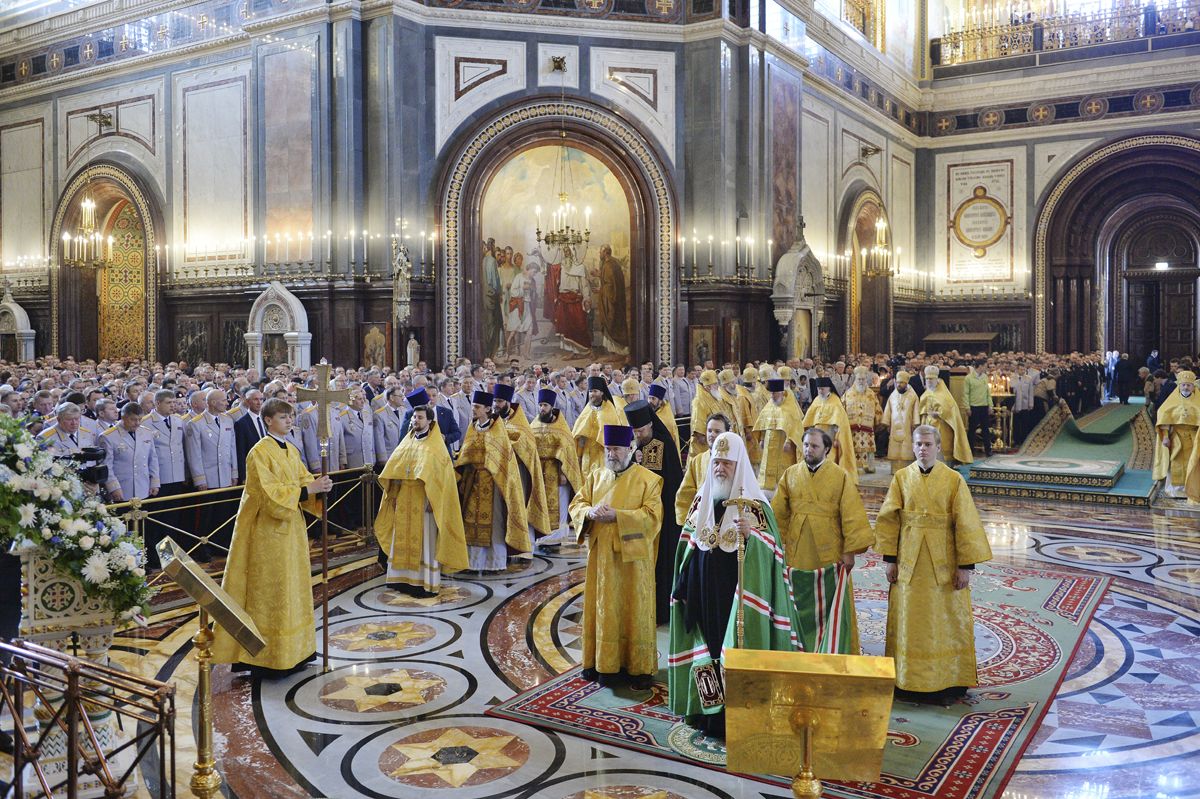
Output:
533 56 591 260
61 194 114 268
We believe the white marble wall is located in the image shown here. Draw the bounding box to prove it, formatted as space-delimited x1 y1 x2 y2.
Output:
0 105 52 265
435 36 527 154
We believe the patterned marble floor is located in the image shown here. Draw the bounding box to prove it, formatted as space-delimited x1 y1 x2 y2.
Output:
98 489 1200 799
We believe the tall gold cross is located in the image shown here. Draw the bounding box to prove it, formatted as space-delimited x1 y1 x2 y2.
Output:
296 359 351 443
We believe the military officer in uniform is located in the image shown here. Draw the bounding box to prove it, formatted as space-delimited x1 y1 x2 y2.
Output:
373 387 407 467
185 388 239 558
144 389 189 568
335 388 376 534
100 404 160 503
39 402 95 457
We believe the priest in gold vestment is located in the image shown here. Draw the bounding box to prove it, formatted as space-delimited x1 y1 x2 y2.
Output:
719 368 757 462
531 388 584 543
375 405 469 595
456 390 531 571
493 383 552 539
875 424 993 703
568 424 664 689
882 371 919 466
843 366 883 473
573 376 624 477
752 378 804 492
688 370 725 457
213 398 331 674
742 365 769 419
675 412 731 526
770 427 873 654
918 365 973 465
1154 371 1200 497
801 377 858 482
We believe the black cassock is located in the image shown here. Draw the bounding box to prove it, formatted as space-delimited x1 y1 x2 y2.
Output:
635 416 684 624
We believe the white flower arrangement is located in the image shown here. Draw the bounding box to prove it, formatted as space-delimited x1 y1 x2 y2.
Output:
0 415 154 622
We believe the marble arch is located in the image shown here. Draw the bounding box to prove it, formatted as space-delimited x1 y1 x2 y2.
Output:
245 281 311 373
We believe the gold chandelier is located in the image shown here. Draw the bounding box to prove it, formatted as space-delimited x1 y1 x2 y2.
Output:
534 56 590 253
862 218 895 279
61 192 113 268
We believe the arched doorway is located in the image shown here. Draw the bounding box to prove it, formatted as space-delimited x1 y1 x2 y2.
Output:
438 98 677 365
1035 134 1200 354
49 163 159 361
840 188 892 355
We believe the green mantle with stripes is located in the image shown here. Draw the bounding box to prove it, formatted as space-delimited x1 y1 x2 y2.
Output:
667 500 803 718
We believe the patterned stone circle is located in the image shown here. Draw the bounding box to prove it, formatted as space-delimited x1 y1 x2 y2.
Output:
377 724 530 788
560 786 691 799
318 667 447 713
327 619 437 654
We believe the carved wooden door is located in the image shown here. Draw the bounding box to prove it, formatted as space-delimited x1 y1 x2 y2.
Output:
1162 280 1197 361
1125 280 1158 361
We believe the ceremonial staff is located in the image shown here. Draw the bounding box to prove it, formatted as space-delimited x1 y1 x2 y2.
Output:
296 360 350 671
723 486 758 648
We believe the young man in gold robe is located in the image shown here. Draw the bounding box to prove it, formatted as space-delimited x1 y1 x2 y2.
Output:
531 388 583 545
456 390 531 572
675 413 731 526
493 383 552 540
918 365 973 465
688 370 724 457
843 366 883 474
802 377 858 482
875 424 992 705
646 383 680 451
213 398 331 676
882 370 918 467
568 424 664 690
1155 371 1200 497
572 376 623 477
375 404 469 596
752 378 804 492
770 427 873 653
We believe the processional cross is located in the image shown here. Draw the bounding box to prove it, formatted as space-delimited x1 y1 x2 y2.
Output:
295 359 351 671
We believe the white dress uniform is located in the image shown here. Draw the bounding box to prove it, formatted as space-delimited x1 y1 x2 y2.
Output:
184 410 238 488
339 406 376 469
100 425 160 499
39 425 96 457
144 410 188 485
373 404 405 465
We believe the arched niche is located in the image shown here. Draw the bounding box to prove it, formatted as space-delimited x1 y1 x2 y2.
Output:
437 97 677 365
771 218 825 359
0 288 36 362
838 187 892 356
245 282 311 373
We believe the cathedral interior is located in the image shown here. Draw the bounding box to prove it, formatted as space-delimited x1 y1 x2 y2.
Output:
1 0 1200 797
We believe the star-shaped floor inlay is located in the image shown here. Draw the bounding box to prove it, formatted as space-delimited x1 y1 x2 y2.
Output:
319 669 445 712
329 621 435 652
380 726 529 788
381 585 469 607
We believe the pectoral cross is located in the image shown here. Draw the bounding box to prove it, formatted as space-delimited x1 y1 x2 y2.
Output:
294 358 350 673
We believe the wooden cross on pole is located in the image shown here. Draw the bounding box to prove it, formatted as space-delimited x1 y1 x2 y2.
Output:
295 359 351 672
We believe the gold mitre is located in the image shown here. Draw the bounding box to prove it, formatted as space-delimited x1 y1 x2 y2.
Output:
699 369 719 387
621 377 640 395
923 365 940 379
718 368 737 384
742 366 759 381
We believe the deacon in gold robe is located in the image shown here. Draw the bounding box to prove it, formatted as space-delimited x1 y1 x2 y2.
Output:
375 405 469 595
675 412 731 526
493 384 552 539
719 368 758 462
688 370 725 457
882 371 919 466
843 366 883 474
213 398 330 675
776 366 805 420
802 377 858 482
771 427 873 654
1157 371 1200 497
617 376 641 410
918 365 973 465
456 390 531 571
531 388 584 543
752 378 804 492
875 424 993 703
742 365 769 420
646 383 680 451
572 376 624 476
568 424 664 689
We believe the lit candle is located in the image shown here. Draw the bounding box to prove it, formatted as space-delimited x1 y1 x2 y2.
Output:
736 236 742 270
62 233 71 262
430 230 437 268
165 244 170 270
325 230 332 263
747 237 754 272
585 206 591 230
767 239 773 266
707 235 714 265
692 237 698 272
107 236 114 261
348 231 355 264
362 230 369 263
284 233 291 263
535 205 542 231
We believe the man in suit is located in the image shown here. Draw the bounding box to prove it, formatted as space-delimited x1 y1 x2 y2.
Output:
373 387 407 467
443 376 473 440
233 389 267 478
399 387 461 452
144 389 189 568
1115 353 1137 405
185 388 239 559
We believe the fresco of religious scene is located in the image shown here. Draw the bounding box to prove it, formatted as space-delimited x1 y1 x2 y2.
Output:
480 144 632 366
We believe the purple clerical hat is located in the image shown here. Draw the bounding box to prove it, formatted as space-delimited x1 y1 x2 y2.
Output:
538 388 557 405
648 383 667 401
493 383 515 403
766 379 785 392
602 424 634 447
406 388 430 408
471 390 493 407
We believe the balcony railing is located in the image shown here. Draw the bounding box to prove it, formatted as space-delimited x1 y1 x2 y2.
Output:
934 2 1197 67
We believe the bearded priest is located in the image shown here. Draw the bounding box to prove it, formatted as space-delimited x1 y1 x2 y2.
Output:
1156 370 1200 498
668 432 801 739
802 377 858 481
374 404 469 596
688 370 725 458
568 425 664 690
572 376 624 477
531 388 584 545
